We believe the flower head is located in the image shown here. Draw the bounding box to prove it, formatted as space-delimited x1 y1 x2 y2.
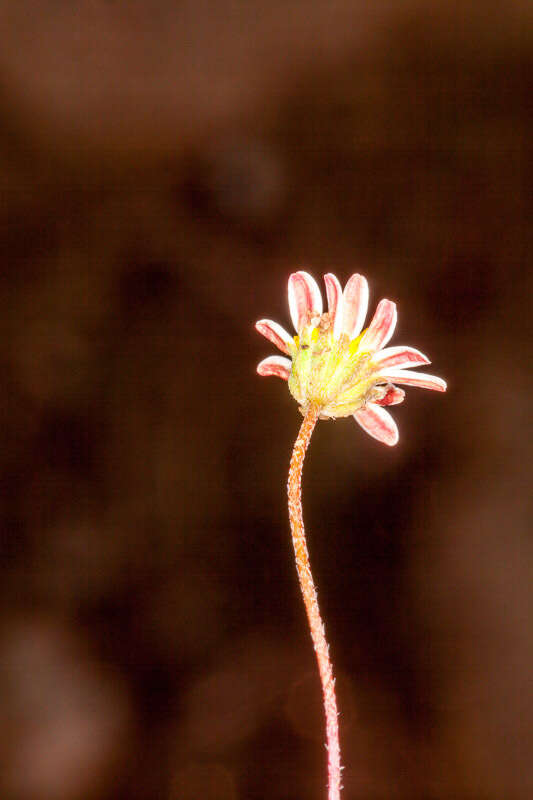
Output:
256 271 446 445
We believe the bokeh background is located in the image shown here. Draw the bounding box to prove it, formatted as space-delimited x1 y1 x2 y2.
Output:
0 2 531 798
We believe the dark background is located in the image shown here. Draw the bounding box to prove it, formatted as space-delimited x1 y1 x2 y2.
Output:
0 2 531 798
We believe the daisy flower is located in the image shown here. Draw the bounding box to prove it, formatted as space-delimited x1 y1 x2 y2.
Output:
255 271 446 800
256 271 446 445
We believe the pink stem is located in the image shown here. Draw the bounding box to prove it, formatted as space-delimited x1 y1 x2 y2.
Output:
287 404 341 800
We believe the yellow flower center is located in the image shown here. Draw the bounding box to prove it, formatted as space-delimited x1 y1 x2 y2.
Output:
288 314 381 418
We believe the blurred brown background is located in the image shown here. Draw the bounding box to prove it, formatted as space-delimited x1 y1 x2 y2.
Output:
0 1 531 798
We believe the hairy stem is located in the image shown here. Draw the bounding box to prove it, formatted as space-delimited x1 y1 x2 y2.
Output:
287 404 341 800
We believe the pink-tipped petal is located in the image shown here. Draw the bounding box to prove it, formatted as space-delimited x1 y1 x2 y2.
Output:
354 404 399 446
372 345 430 370
255 319 293 354
288 271 323 332
257 355 292 380
323 273 343 319
359 299 397 352
341 273 369 340
378 368 447 392
374 385 405 406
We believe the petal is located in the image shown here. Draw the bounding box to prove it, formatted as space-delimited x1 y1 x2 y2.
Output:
341 273 369 340
255 319 293 354
288 271 323 332
354 404 399 446
374 385 405 406
372 345 430 370
323 273 343 319
359 299 397 351
256 355 292 380
378 368 447 392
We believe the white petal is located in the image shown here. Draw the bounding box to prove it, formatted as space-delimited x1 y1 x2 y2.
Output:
256 355 292 380
372 345 430 370
288 271 323 332
324 273 343 316
255 319 293 354
354 404 399 446
378 368 447 392
359 299 397 351
341 273 369 340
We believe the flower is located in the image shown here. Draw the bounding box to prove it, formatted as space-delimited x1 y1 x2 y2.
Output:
256 271 446 446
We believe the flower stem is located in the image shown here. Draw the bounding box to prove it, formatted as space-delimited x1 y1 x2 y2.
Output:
287 404 341 800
